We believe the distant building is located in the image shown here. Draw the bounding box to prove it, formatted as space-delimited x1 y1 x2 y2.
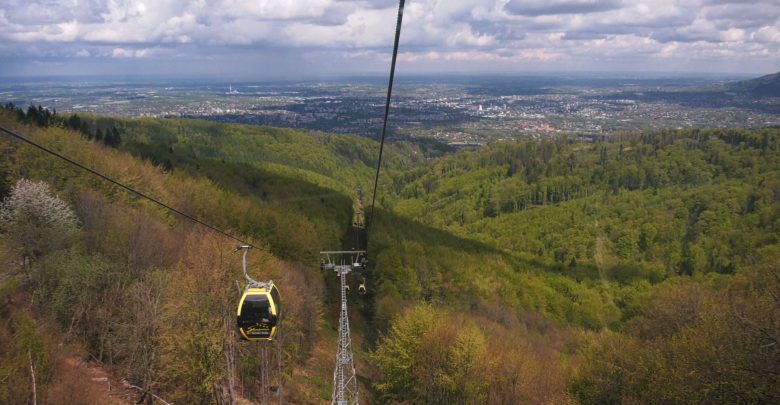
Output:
448 141 483 149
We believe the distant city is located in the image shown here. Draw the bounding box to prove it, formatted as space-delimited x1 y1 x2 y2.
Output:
2 74 778 146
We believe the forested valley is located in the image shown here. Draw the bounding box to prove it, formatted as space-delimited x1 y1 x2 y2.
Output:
1 104 778 404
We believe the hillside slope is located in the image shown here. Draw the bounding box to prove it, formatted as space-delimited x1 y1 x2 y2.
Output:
370 128 780 402
728 71 780 97
1 107 779 403
386 129 779 277
0 110 349 403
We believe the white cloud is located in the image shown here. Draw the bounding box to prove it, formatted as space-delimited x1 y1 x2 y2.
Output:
754 26 780 43
0 0 777 74
112 47 155 58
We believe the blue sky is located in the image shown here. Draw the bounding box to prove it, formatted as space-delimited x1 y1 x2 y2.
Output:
0 0 778 78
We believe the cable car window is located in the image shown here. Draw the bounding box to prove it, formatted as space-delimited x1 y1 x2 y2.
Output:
242 296 269 323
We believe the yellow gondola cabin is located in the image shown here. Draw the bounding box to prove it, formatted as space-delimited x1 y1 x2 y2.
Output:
237 283 281 341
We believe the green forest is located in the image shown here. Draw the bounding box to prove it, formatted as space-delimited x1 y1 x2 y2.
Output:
0 104 778 404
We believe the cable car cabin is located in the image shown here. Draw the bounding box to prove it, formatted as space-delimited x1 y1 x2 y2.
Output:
237 284 281 341
358 281 367 295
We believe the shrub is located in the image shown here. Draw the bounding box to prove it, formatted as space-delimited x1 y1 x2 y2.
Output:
0 179 79 260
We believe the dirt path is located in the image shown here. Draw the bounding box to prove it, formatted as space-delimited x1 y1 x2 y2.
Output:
53 358 160 404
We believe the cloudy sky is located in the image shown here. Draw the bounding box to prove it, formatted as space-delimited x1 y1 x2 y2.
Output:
1 0 778 79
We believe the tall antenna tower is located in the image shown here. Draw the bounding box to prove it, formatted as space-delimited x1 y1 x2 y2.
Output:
321 251 366 405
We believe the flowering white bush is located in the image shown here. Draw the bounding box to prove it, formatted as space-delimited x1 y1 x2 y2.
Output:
0 178 79 258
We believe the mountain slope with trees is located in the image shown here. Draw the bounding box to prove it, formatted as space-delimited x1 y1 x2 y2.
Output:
0 105 778 403
728 71 780 97
373 127 780 403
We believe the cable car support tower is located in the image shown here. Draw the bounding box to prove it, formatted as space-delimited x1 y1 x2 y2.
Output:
320 250 365 405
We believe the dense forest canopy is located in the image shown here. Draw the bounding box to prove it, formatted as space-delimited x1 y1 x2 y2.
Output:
0 104 778 403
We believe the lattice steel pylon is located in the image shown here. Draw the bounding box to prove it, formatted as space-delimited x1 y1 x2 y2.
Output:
334 263 358 405
321 251 365 405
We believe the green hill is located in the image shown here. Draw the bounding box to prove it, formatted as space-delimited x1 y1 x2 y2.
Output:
728 71 780 97
1 105 778 404
386 130 779 277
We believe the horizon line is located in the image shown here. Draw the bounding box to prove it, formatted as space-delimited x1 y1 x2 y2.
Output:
0 70 767 82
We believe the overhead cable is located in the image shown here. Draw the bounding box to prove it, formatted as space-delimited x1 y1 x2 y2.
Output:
366 0 405 241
